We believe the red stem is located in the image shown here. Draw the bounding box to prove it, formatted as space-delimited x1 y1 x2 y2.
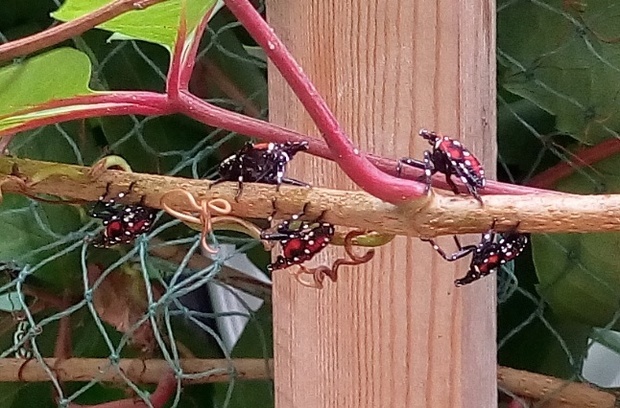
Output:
0 93 170 136
0 0 166 63
178 6 217 89
0 89 545 195
178 90 544 194
526 138 620 189
166 4 187 100
168 2 218 97
222 0 424 204
506 398 528 408
0 92 170 117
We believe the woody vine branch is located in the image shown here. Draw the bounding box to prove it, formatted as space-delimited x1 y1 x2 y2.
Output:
1 157 620 236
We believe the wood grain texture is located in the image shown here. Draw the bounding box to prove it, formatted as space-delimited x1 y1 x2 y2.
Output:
267 0 496 406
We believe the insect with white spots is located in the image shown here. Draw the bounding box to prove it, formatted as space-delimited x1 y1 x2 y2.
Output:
214 141 310 199
422 220 528 286
397 129 486 203
260 205 335 271
89 183 157 248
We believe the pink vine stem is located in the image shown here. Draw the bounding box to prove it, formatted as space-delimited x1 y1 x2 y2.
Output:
221 0 424 203
526 138 620 189
0 0 548 198
176 0 543 197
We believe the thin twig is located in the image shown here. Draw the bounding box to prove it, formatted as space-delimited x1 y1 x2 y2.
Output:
5 355 617 408
196 60 263 117
5 356 617 408
498 366 617 408
2 357 272 384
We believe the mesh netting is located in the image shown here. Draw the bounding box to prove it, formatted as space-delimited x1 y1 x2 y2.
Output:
0 1 273 407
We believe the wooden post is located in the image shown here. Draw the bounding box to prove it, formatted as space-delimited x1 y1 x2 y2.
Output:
267 0 496 406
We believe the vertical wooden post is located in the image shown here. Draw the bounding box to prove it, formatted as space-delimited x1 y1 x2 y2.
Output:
267 0 496 407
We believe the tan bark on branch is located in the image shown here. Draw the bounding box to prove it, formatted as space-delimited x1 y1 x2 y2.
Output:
1 157 619 237
498 366 618 408
0 357 272 384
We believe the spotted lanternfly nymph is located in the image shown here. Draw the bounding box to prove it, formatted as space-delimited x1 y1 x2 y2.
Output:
261 209 335 271
89 183 156 248
397 129 486 203
423 221 528 286
214 141 310 199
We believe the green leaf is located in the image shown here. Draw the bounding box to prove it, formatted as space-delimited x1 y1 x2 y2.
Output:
533 232 620 328
498 0 620 144
3 127 99 293
0 48 93 131
52 0 217 51
0 194 84 291
499 270 594 378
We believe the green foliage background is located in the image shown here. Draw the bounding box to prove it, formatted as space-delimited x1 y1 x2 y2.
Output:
498 0 620 383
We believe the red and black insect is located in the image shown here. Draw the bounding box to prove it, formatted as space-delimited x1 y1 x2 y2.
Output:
260 206 335 271
397 129 486 203
214 141 309 198
89 183 156 248
423 221 528 286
